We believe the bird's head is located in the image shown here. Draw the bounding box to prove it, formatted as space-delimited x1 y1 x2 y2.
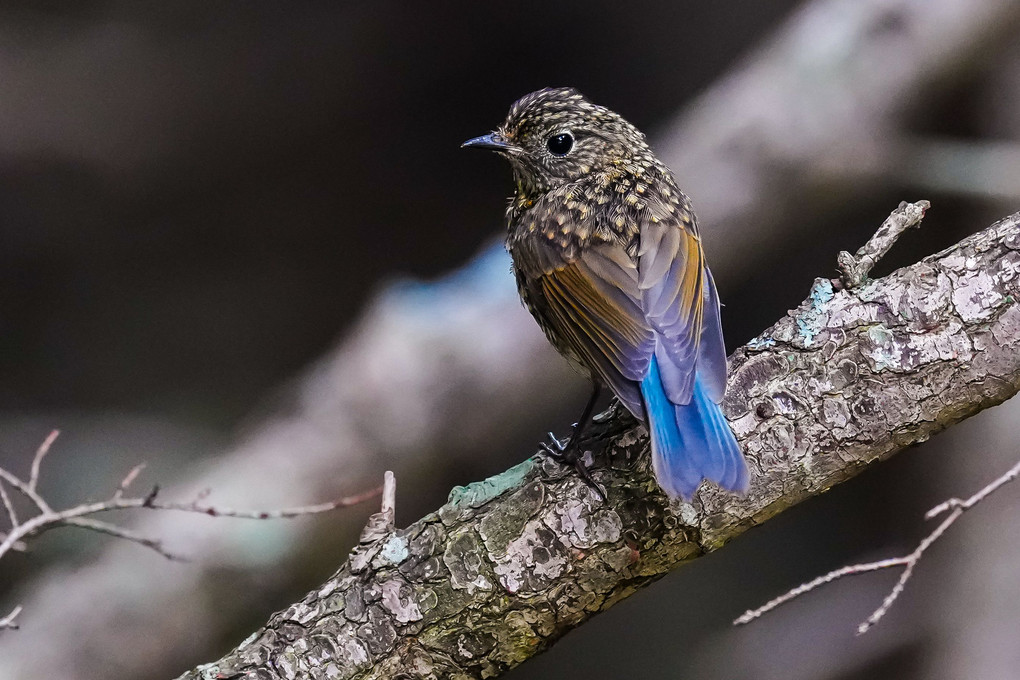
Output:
463 87 649 198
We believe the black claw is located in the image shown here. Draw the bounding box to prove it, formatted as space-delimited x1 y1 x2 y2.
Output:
572 457 607 501
537 383 608 501
538 432 569 461
538 430 607 502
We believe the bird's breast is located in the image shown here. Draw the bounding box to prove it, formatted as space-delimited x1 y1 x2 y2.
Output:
506 183 640 263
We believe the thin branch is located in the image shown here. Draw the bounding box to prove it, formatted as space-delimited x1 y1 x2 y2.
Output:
114 463 147 500
0 496 166 560
359 470 396 544
735 457 1020 634
381 470 396 517
28 429 59 494
0 477 382 564
0 435 382 632
0 533 26 553
0 606 23 631
0 480 17 529
61 518 185 562
144 487 384 520
0 466 52 515
925 458 1020 519
837 200 930 288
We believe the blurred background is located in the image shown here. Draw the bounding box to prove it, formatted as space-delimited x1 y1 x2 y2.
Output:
1 0 1020 678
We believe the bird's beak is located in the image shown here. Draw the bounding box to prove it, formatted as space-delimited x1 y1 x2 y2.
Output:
461 132 512 152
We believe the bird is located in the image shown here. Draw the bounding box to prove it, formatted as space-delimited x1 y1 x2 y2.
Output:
463 87 749 501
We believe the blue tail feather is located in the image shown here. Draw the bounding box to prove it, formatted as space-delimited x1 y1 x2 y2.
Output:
640 355 749 500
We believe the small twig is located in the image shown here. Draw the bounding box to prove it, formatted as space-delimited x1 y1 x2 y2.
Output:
145 486 384 520
735 457 1020 634
0 467 52 515
62 517 186 561
381 470 396 517
0 532 27 553
925 458 1020 519
0 433 383 632
0 480 18 528
0 606 23 631
837 200 930 288
0 486 383 563
28 429 59 494
115 463 147 500
360 471 397 543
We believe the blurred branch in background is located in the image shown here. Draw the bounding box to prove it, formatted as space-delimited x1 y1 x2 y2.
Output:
660 0 1020 278
893 137 1020 201
176 207 1020 679
1 0 1020 678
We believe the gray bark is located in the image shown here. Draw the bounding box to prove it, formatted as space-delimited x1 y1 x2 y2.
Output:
177 209 1020 679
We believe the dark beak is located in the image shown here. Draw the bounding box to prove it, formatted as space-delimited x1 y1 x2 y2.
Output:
461 132 512 151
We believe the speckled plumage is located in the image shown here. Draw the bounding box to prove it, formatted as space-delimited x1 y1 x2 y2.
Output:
466 87 749 499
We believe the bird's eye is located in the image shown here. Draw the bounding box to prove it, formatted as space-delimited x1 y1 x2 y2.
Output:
546 132 574 156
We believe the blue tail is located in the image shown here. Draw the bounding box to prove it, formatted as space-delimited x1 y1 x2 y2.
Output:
639 355 749 500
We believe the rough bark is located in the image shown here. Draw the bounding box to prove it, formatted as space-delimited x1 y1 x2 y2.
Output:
176 209 1020 679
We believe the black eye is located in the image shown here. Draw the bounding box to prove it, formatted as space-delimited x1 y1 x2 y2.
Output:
546 132 574 156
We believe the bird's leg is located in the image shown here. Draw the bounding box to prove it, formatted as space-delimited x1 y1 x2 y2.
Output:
539 383 607 500
540 383 601 461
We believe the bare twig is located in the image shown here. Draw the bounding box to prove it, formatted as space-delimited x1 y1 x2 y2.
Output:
381 470 396 517
145 487 383 520
925 458 1020 519
28 429 59 494
0 434 382 632
62 517 185 562
0 467 51 516
115 463 147 500
0 481 17 529
0 481 382 563
735 457 1020 634
837 200 930 288
0 606 23 631
359 470 396 543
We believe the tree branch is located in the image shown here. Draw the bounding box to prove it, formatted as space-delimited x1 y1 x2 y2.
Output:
0 433 382 628
0 434 382 567
734 456 1020 633
174 206 1020 679
837 200 930 287
0 607 22 632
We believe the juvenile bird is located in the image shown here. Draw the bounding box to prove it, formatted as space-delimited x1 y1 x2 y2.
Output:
464 87 749 500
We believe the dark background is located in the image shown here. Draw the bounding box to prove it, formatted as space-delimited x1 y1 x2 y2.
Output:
0 1 798 421
1 2 1019 679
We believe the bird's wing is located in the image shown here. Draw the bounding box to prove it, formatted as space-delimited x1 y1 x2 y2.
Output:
696 266 729 403
516 235 655 417
514 189 724 412
636 209 709 406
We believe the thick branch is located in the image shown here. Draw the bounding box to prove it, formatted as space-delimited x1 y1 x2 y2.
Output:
175 209 1020 679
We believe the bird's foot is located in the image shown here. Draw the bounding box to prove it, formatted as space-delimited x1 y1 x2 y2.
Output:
538 431 607 502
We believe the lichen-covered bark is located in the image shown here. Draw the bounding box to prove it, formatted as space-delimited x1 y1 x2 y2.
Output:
178 211 1020 680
